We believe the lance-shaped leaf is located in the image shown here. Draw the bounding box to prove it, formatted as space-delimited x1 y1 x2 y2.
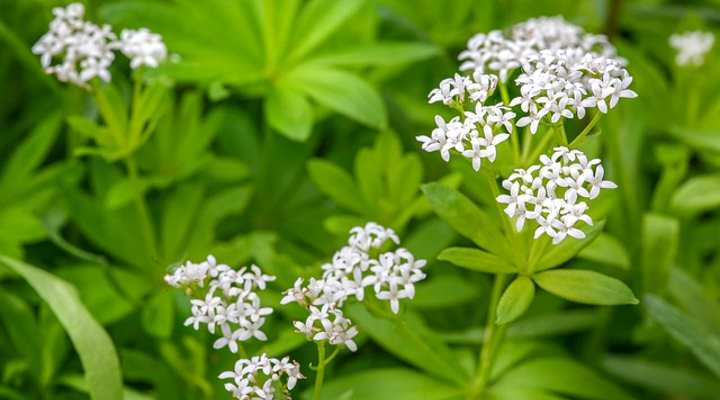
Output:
0 255 123 400
533 269 638 306
308 159 366 214
671 174 720 214
644 294 720 377
265 85 313 141
532 221 605 272
422 182 508 256
438 247 516 274
578 233 630 269
496 276 535 325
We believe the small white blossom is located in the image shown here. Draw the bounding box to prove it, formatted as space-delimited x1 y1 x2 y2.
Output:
165 255 276 354
118 28 167 69
32 2 167 87
282 223 427 352
496 147 616 244
670 31 715 67
219 354 304 400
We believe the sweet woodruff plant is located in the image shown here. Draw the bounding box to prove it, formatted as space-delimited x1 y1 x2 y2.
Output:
34 4 642 399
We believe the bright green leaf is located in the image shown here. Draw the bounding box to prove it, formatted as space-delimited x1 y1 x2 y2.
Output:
438 247 516 274
578 233 630 269
265 85 313 141
533 269 638 306
496 276 535 325
308 159 366 214
533 221 605 272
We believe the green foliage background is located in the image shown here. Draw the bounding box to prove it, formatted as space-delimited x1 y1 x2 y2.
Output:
1 0 720 399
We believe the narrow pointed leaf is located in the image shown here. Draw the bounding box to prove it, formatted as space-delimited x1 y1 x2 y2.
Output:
496 276 535 325
438 247 515 274
533 269 638 306
533 221 604 272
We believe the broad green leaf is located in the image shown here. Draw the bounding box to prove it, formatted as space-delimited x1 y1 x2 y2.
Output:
310 368 463 400
533 269 638 306
105 178 148 210
602 355 720 397
671 174 720 214
496 276 535 325
56 265 136 325
532 221 605 272
644 294 720 377
668 268 720 331
289 65 387 129
308 42 439 66
422 183 508 256
348 304 469 385
307 159 366 214
0 208 46 242
641 213 678 294
265 85 313 141
442 310 599 344
489 387 568 400
161 184 204 260
413 273 481 309
496 356 635 400
0 255 122 400
289 0 365 62
142 291 175 339
438 247 516 274
577 233 630 269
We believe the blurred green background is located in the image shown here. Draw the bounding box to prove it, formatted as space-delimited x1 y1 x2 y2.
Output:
1 0 720 399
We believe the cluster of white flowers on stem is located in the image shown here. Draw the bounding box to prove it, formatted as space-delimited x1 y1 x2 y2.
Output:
669 31 715 67
496 147 617 244
281 223 427 351
418 16 637 169
32 3 167 87
164 255 275 354
219 354 305 400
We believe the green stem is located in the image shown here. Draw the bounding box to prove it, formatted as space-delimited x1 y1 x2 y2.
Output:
525 126 557 166
499 83 520 162
313 342 327 400
569 112 602 147
469 273 509 398
556 123 568 146
521 126 533 162
124 157 157 264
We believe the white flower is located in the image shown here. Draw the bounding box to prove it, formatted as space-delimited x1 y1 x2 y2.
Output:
670 31 715 67
32 3 168 87
219 354 304 399
165 256 275 353
118 28 167 68
282 222 426 352
497 147 616 244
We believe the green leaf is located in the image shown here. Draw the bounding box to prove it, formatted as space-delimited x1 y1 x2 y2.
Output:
289 0 365 62
289 65 387 129
413 273 481 309
348 304 469 385
671 174 720 214
105 178 148 210
641 213 678 294
142 291 175 339
438 247 516 274
161 184 204 260
422 183 508 256
0 255 123 400
533 221 605 272
533 269 638 306
265 85 313 141
307 159 365 214
602 355 720 397
310 368 463 400
308 42 439 66
496 276 535 325
644 294 720 377
577 233 630 269
488 387 568 400
496 356 635 400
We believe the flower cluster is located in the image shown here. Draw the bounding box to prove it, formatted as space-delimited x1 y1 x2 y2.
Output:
496 147 617 244
219 354 304 400
669 31 715 67
164 255 276 353
32 3 167 87
417 16 637 169
281 223 427 351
